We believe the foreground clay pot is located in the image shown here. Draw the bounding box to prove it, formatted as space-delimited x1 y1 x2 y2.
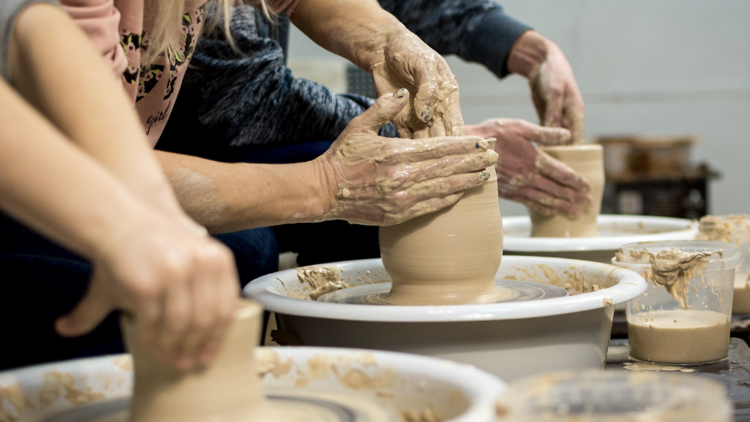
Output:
529 145 604 238
122 300 273 422
379 167 502 305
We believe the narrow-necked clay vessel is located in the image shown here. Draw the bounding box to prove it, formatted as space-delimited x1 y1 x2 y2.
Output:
123 300 273 422
379 166 503 305
529 145 604 238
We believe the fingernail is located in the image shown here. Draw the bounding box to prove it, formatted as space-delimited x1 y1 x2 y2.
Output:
395 88 407 99
480 172 491 181
475 138 489 149
420 107 432 122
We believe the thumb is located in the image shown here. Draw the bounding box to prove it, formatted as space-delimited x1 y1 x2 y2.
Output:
55 272 115 337
532 125 572 146
355 89 410 134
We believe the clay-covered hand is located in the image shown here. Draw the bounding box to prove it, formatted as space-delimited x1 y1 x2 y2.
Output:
367 24 464 139
466 118 592 216
316 89 497 225
507 31 585 143
55 209 239 370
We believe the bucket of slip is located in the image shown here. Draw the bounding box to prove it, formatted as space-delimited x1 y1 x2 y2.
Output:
494 370 732 422
696 214 750 314
613 240 741 364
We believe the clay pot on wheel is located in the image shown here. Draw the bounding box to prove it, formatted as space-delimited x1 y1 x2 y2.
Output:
529 145 604 238
379 167 503 305
122 301 273 422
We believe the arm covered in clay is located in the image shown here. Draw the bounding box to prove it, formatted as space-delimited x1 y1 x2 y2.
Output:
380 0 585 143
157 90 497 232
6 3 239 370
378 0 530 79
290 0 463 138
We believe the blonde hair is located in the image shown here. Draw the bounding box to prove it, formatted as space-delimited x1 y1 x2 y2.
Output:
142 0 274 66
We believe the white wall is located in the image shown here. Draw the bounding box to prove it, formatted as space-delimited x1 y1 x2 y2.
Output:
288 0 750 216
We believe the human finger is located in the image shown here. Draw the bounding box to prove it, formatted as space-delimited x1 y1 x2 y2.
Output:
536 151 591 193
411 59 439 124
529 176 592 208
403 171 490 208
526 123 572 147
176 246 224 367
562 93 586 144
157 256 192 368
384 136 492 163
353 89 410 134
516 185 581 216
383 192 465 225
543 88 564 129
55 272 114 337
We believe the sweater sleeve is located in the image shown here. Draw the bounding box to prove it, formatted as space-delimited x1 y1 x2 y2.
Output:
161 6 396 155
0 0 59 81
379 0 531 78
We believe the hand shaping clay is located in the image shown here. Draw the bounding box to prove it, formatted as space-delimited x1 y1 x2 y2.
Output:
122 301 275 422
529 145 604 238
379 167 502 305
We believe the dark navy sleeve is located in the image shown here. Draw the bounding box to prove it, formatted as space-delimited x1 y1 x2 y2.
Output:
379 0 531 78
161 6 396 155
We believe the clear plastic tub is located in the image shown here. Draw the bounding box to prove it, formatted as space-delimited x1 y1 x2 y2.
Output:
495 370 732 422
613 240 741 364
697 215 750 314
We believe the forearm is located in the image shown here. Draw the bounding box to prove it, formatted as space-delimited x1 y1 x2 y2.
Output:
10 4 182 217
380 0 531 78
155 151 331 233
290 0 401 71
0 79 145 259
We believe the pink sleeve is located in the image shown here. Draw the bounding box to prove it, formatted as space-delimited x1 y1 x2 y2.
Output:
60 0 127 75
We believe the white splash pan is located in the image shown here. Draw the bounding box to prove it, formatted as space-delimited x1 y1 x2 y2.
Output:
503 215 697 263
0 347 504 422
245 256 647 381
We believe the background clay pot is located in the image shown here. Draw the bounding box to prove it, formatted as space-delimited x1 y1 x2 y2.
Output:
529 145 604 238
379 168 503 305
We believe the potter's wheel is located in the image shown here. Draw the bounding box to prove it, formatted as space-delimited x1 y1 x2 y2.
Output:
0 348 505 422
504 215 696 256
318 279 567 304
38 389 400 422
246 256 647 381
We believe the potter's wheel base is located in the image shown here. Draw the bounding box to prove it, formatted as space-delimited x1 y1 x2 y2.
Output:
39 388 402 422
318 279 568 305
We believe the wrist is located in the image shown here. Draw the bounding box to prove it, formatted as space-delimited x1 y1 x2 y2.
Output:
507 31 551 78
303 157 339 223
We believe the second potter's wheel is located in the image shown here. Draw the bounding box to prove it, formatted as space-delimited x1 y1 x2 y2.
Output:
503 215 697 264
317 279 567 304
39 389 401 422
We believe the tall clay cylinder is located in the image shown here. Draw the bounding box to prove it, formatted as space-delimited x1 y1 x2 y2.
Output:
379 167 503 305
529 145 605 238
123 300 271 422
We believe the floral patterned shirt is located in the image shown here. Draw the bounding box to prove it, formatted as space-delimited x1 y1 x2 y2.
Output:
62 0 299 146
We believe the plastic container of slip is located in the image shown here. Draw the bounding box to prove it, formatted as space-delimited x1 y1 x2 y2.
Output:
494 370 732 422
613 240 741 364
696 214 750 314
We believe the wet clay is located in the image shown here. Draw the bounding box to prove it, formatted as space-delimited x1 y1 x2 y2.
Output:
121 301 404 422
529 145 604 238
296 266 350 300
379 167 502 305
122 301 277 422
628 310 730 364
615 248 715 309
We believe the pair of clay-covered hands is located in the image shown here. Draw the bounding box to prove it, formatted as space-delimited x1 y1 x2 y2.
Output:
314 26 590 225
